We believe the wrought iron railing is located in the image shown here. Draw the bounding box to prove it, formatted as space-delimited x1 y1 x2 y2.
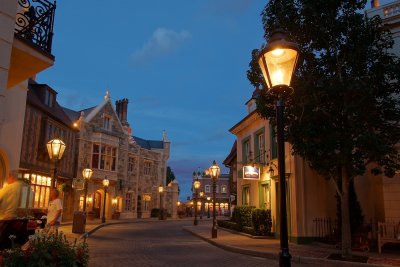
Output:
15 0 56 54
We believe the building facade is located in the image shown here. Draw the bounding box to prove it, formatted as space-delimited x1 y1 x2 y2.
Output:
18 80 77 220
63 91 176 221
0 0 56 188
229 90 336 243
191 171 231 217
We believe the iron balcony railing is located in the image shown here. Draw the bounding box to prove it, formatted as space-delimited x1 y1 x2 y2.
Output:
15 0 56 54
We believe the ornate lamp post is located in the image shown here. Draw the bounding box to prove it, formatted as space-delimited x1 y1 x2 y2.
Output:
82 168 93 212
158 185 164 220
199 191 204 219
207 197 211 218
102 177 109 223
209 160 220 238
46 138 66 188
193 176 201 226
258 28 299 267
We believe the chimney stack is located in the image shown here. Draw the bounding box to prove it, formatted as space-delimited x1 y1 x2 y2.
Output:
115 98 129 127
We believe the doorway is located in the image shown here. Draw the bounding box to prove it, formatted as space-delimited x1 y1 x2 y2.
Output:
93 191 101 218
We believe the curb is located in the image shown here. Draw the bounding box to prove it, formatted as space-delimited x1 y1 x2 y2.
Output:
182 227 392 267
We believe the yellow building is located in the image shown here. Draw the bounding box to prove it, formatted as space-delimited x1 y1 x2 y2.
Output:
230 89 336 243
0 0 56 186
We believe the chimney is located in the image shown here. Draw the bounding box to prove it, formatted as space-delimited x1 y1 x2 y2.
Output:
116 99 129 127
371 0 379 8
121 98 129 127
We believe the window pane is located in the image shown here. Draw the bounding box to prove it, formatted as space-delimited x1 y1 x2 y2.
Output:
112 158 116 171
92 154 99 169
93 144 99 153
100 155 105 169
47 177 51 187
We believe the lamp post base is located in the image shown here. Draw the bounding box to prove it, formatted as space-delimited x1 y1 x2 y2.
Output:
279 250 292 267
211 227 217 239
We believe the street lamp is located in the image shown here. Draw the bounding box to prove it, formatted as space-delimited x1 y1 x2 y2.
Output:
193 174 201 226
209 160 220 238
207 196 211 218
82 168 93 212
199 191 204 219
102 177 109 223
158 185 164 220
258 28 299 267
46 138 66 188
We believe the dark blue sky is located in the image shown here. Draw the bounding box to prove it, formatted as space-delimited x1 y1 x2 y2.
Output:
38 0 266 200
38 1 390 200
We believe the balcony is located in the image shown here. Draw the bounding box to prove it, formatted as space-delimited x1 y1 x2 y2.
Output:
7 0 56 88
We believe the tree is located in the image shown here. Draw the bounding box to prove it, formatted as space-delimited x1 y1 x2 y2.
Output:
166 166 176 185
249 0 400 258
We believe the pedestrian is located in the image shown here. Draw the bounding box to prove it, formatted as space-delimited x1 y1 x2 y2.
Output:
0 171 24 248
46 188 62 234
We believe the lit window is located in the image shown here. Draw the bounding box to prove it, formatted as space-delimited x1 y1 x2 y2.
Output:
30 174 52 208
205 185 210 193
221 185 227 194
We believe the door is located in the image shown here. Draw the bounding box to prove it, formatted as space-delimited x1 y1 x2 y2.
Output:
93 191 101 218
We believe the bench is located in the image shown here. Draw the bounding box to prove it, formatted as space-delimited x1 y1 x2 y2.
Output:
378 222 400 253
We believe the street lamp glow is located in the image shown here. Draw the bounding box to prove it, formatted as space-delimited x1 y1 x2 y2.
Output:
258 29 299 90
103 178 109 188
209 160 220 179
46 138 66 160
158 185 164 193
207 197 211 201
193 180 200 189
82 168 93 180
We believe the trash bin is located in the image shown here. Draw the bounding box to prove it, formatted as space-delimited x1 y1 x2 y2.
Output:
72 211 86 234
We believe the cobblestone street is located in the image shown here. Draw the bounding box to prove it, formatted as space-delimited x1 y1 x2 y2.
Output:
87 220 324 267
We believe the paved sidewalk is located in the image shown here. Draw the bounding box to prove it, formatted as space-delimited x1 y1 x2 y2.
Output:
183 221 400 267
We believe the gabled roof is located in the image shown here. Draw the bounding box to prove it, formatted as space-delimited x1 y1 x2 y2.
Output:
27 81 74 127
223 140 237 167
132 136 164 150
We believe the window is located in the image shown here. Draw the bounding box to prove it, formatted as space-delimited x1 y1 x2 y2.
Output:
29 174 52 208
125 193 132 211
242 138 251 164
44 90 54 107
205 185 211 193
103 115 111 130
128 157 135 173
221 185 227 194
144 161 151 175
258 133 265 163
91 144 117 171
270 126 278 159
242 186 250 205
216 185 219 194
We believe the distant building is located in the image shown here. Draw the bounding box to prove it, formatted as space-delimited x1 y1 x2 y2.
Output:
223 141 237 210
191 170 230 216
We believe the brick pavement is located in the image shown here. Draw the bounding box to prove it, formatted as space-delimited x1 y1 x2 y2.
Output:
182 221 400 267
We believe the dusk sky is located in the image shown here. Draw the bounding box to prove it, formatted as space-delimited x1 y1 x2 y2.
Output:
38 0 390 200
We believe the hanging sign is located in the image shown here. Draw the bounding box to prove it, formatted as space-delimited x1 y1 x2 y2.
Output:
243 165 260 180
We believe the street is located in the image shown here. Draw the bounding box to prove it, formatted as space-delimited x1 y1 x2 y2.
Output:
87 220 321 267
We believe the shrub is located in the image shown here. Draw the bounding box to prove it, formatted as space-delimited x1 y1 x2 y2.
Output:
2 230 89 267
251 209 272 236
232 206 254 230
242 226 257 236
217 220 240 231
151 208 160 218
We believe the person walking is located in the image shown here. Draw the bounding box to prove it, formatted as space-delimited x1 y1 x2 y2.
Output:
0 171 24 249
46 188 62 234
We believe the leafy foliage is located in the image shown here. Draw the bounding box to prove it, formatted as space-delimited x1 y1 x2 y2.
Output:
1 230 89 267
231 206 254 230
166 166 176 185
251 209 272 236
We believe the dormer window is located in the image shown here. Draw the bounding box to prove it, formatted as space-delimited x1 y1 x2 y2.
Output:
44 89 54 107
103 115 112 130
